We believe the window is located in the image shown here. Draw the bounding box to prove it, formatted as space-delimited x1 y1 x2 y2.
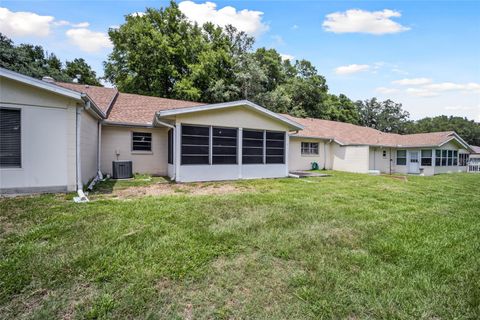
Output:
181 125 209 165
396 150 407 165
441 150 447 166
301 142 319 155
212 127 237 164
242 130 264 164
0 108 21 168
132 132 152 151
447 150 453 166
382 150 387 158
453 150 458 166
459 153 469 166
266 131 285 164
421 149 432 166
435 150 441 166
167 129 173 164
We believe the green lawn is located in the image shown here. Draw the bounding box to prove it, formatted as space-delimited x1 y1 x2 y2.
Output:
1 172 479 319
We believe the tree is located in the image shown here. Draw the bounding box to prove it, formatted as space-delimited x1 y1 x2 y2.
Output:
0 33 101 85
65 58 102 85
356 98 410 133
407 116 480 145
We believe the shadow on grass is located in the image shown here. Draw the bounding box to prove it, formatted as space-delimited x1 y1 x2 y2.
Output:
91 174 171 195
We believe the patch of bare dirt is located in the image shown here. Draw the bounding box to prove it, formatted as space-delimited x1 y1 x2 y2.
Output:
382 174 408 182
109 182 252 199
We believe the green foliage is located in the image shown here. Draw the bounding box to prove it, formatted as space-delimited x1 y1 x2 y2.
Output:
65 58 102 85
1 173 479 318
356 98 411 133
406 115 480 145
0 33 101 85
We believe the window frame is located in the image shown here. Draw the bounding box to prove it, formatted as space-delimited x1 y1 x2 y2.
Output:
180 124 210 165
131 131 152 152
396 150 407 166
265 130 285 164
212 126 238 165
421 149 432 166
301 142 319 156
242 129 265 165
0 107 22 169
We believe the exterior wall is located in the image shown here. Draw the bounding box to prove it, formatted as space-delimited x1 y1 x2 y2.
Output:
173 107 291 182
331 144 370 173
80 110 99 184
288 137 326 171
0 78 78 193
369 147 393 173
101 126 168 176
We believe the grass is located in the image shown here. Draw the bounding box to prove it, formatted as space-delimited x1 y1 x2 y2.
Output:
0 172 479 319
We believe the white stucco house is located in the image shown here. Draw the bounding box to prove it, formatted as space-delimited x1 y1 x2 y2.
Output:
0 68 476 195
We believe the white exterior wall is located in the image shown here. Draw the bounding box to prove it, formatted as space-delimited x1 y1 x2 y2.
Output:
331 144 370 173
369 147 393 173
80 110 99 184
288 138 326 171
171 107 291 182
101 126 168 176
0 78 78 193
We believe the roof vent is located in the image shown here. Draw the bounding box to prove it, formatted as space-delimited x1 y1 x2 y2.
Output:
42 76 55 83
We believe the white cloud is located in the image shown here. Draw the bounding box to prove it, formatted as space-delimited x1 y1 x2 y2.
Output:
66 28 112 53
335 64 370 75
406 88 439 97
280 53 294 61
178 1 269 36
424 82 480 92
129 12 146 17
392 78 432 86
444 105 475 111
271 35 285 46
323 9 410 35
0 7 54 37
292 24 299 30
72 22 90 28
375 87 399 94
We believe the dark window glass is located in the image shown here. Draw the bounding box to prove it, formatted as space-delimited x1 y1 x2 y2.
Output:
242 129 264 164
453 150 458 166
396 150 407 165
442 150 447 166
447 150 453 166
132 132 152 151
181 125 210 165
168 129 173 164
301 142 319 155
266 131 284 164
212 127 237 164
0 108 21 168
421 149 432 166
435 150 441 166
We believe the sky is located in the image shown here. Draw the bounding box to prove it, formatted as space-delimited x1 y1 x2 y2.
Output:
1 0 479 121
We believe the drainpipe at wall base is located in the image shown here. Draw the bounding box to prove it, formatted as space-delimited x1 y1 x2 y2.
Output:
86 121 104 191
74 105 89 203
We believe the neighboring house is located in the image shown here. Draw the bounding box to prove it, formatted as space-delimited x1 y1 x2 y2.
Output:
0 68 476 195
285 115 473 176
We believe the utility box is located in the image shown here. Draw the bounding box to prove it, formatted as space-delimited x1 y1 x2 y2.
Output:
112 160 133 179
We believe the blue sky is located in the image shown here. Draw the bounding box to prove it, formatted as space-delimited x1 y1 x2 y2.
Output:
1 0 479 120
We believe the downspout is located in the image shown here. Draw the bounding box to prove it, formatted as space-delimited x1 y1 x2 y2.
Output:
75 105 89 202
97 121 103 179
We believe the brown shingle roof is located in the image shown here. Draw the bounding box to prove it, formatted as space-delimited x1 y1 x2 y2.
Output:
106 92 202 125
54 82 202 125
55 82 118 114
284 114 458 148
470 145 480 154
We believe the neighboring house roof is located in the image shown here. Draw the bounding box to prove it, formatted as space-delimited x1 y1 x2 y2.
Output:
470 145 480 154
284 114 472 150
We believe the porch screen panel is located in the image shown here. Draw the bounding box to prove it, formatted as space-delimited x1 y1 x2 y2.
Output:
181 125 210 165
266 131 285 164
168 129 173 164
212 127 237 164
242 130 264 164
